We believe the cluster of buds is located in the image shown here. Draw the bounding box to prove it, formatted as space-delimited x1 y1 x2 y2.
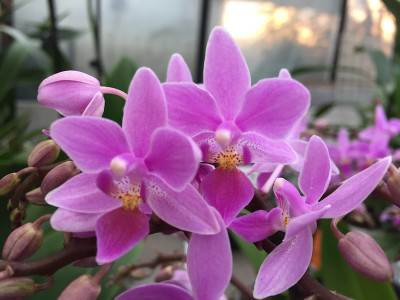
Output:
58 263 113 300
331 217 394 282
0 139 81 228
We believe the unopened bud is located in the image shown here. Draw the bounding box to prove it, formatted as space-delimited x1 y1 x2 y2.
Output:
2 222 44 261
338 231 393 282
155 266 174 282
0 277 35 299
27 140 60 167
40 161 79 196
0 173 20 196
38 71 103 117
25 188 47 206
57 262 114 300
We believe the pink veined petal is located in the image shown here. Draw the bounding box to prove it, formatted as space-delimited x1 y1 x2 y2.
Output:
50 208 102 232
235 77 310 139
46 173 121 213
229 208 283 242
163 82 223 136
122 68 167 157
145 127 200 191
204 27 250 120
314 156 391 218
238 132 297 165
116 283 193 300
50 116 130 173
143 174 220 234
187 209 232 300
299 136 332 205
253 228 313 299
82 92 105 117
171 270 192 292
201 167 254 226
283 204 331 242
95 207 149 263
166 54 193 83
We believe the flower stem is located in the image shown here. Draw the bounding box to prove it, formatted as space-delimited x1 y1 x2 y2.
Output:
100 86 128 100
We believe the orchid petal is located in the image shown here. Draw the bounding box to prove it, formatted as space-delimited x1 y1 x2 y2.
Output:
50 117 130 172
235 78 310 139
201 167 254 226
50 209 102 232
188 210 232 300
163 83 223 135
204 27 250 120
82 92 105 117
314 156 391 218
299 136 331 205
46 173 121 213
166 54 193 83
145 127 200 191
274 178 308 217
96 207 149 263
259 164 284 193
123 68 167 157
254 228 313 298
229 208 283 242
143 174 220 234
284 205 331 242
116 283 193 300
238 133 297 164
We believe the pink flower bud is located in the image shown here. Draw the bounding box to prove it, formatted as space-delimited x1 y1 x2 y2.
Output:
0 277 35 300
37 71 104 117
25 187 47 206
338 231 393 282
2 222 44 261
0 173 20 196
27 140 60 167
58 275 101 300
40 161 80 196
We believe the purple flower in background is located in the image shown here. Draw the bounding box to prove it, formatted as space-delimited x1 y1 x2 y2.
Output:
360 105 400 142
164 27 310 226
46 68 219 263
230 135 391 298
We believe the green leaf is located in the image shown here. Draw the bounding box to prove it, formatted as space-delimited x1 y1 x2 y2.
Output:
355 47 393 86
103 57 137 124
371 230 400 261
0 42 29 104
0 25 51 73
319 219 397 300
229 231 266 272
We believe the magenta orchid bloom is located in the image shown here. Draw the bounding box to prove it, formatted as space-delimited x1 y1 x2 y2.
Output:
230 135 391 298
46 68 220 264
164 27 310 226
